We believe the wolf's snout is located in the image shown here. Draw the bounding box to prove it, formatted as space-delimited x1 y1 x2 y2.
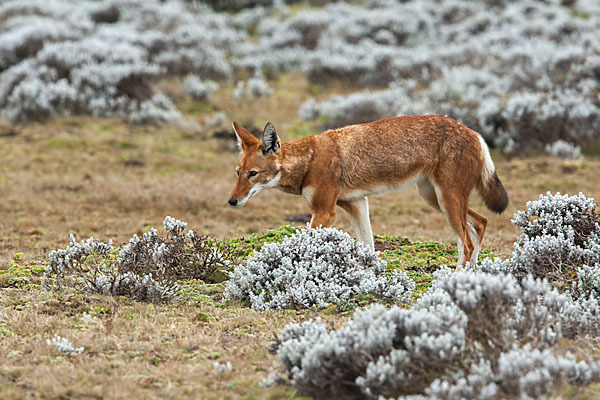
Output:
228 198 238 206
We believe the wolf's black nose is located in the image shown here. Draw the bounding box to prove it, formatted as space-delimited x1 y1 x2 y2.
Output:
228 198 238 206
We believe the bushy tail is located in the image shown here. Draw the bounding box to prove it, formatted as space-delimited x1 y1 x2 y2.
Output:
477 136 508 214
479 172 508 213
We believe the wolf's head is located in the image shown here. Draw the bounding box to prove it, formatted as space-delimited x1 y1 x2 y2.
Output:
228 121 282 207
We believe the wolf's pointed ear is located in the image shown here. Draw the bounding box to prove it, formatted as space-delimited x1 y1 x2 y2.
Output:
232 121 259 150
261 122 280 156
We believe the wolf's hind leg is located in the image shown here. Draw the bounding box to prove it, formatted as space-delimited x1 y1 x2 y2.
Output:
467 208 487 266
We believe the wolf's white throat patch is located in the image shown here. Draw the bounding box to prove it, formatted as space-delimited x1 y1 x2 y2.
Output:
236 172 281 207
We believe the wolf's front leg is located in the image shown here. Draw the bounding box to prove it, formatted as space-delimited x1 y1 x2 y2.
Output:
303 185 338 229
310 211 336 228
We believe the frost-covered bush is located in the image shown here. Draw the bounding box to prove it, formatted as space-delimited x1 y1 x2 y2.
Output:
213 361 233 374
0 16 89 70
225 226 414 310
271 267 600 399
273 267 600 398
478 192 600 337
47 233 178 303
233 80 245 100
184 75 219 101
246 73 273 97
232 73 274 100
494 192 600 285
298 84 424 129
118 216 240 282
47 336 84 354
546 139 583 159
46 216 240 302
0 0 241 124
266 192 600 397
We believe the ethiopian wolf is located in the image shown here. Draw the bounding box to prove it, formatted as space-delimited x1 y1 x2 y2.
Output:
228 116 508 267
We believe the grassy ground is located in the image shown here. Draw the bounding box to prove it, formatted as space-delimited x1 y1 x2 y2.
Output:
2 73 600 398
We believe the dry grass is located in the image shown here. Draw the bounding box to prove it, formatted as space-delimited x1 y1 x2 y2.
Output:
0 288 335 399
1 72 600 398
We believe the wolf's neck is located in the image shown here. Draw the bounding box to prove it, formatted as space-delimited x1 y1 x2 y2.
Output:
276 136 315 195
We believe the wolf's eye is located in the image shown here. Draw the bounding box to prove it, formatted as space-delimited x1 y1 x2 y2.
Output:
248 170 258 177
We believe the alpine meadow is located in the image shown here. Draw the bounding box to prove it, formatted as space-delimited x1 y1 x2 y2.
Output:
2 1 600 399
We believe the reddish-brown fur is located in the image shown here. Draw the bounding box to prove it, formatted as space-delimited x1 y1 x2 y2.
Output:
229 116 508 267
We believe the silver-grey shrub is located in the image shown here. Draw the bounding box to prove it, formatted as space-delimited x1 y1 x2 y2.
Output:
246 73 273 98
0 15 89 70
421 345 600 400
118 216 241 282
47 232 179 303
269 192 600 397
46 216 240 302
0 38 176 124
494 192 600 285
545 139 584 160
47 335 84 354
512 192 598 244
560 291 600 338
0 0 240 124
272 268 600 399
479 192 600 337
225 226 414 310
184 75 219 101
275 300 467 398
299 83 430 129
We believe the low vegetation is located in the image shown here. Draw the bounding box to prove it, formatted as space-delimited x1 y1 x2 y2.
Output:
45 216 241 303
225 226 415 311
4 192 600 398
267 193 600 399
